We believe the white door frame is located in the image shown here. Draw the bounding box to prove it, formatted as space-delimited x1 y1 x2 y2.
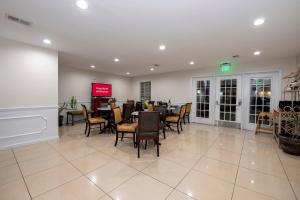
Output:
192 77 216 125
242 71 281 130
215 75 242 125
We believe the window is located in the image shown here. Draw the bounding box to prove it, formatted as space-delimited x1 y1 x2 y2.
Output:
219 79 237 121
196 80 210 118
140 81 151 101
249 78 271 124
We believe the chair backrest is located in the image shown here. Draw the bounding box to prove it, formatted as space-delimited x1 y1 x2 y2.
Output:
147 103 154 112
179 105 186 119
122 103 133 123
154 106 167 120
127 100 135 106
135 101 144 111
159 102 168 107
186 103 192 114
113 107 123 124
138 111 160 133
81 104 89 122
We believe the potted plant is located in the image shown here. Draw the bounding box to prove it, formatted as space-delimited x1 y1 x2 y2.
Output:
70 96 77 110
144 100 149 109
108 98 116 108
58 102 66 126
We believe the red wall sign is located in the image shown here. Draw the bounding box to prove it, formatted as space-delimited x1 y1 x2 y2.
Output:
92 83 112 97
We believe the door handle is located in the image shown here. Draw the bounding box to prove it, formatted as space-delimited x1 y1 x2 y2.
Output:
237 100 242 106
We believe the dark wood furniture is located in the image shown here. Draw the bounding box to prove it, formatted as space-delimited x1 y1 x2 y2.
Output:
137 111 160 158
92 97 110 117
112 107 138 147
135 101 144 111
154 106 167 139
97 106 115 133
165 105 186 134
82 105 106 137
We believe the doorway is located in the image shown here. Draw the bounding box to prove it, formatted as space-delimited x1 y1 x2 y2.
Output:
192 71 280 130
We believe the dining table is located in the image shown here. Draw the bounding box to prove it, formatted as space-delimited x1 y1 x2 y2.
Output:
97 106 114 133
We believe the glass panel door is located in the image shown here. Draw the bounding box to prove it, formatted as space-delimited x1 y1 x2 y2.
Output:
249 78 271 124
216 76 242 124
196 80 210 119
242 72 280 130
192 77 215 124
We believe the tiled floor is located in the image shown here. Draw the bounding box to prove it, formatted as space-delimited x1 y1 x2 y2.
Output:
0 123 300 200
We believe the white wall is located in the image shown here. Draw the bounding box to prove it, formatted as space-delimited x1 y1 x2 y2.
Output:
59 66 132 104
0 37 58 149
58 66 132 123
131 57 299 103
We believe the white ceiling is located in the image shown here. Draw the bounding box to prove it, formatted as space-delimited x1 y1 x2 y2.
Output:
0 0 300 77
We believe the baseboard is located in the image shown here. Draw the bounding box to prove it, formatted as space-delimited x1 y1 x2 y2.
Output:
0 135 59 150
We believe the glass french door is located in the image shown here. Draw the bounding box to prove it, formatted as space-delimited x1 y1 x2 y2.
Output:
192 72 280 130
215 76 242 124
192 77 215 124
243 72 280 130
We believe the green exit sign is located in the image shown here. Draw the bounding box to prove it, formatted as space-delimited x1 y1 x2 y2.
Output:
220 63 232 73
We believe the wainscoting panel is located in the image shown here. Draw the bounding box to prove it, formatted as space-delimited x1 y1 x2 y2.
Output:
0 106 58 149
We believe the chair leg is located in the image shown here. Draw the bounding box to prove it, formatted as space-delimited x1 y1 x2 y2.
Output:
121 133 124 141
177 123 180 134
133 133 136 148
180 121 183 131
87 124 91 137
115 131 119 146
156 139 159 157
137 140 140 158
188 115 190 123
183 116 186 124
163 126 166 139
144 140 147 150
84 122 88 135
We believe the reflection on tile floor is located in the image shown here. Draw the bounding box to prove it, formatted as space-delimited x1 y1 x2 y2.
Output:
0 123 299 200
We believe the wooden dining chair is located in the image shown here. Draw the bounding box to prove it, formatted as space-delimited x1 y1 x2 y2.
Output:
184 102 192 124
112 107 138 147
136 111 160 158
165 105 186 134
82 104 107 137
154 105 167 139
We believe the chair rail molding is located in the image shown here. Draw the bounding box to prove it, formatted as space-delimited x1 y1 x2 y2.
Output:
0 115 47 140
0 106 58 149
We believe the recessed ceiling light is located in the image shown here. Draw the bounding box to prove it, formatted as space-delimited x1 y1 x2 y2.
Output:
150 67 155 71
159 45 166 51
189 61 195 65
126 72 130 75
43 38 51 44
253 18 265 26
90 65 95 69
253 51 261 55
114 58 119 62
76 0 88 10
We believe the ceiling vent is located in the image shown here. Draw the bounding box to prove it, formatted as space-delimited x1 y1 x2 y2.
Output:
5 14 32 26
